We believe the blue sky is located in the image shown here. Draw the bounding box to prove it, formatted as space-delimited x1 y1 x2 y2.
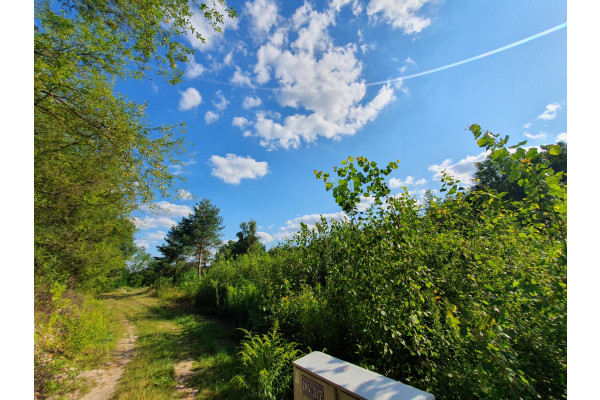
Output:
123 0 567 255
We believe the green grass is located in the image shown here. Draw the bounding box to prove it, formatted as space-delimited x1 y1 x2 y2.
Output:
34 284 124 399
103 288 243 400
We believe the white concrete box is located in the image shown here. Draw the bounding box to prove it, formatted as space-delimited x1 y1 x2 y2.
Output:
293 351 434 400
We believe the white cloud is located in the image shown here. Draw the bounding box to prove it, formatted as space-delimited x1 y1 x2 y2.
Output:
178 189 193 200
269 27 289 48
523 122 531 129
356 28 376 54
213 90 230 111
179 87 202 110
131 216 178 230
169 165 185 176
524 131 547 140
223 52 234 67
556 132 567 142
257 231 274 243
184 4 238 51
205 111 219 124
366 0 434 34
330 0 363 15
538 103 561 120
428 151 489 185
389 176 427 188
169 159 196 176
242 96 262 109
253 84 396 149
185 57 205 79
147 231 167 241
232 116 250 128
245 0 280 35
247 4 396 149
209 154 269 184
389 176 414 188
139 201 193 218
134 239 149 249
356 196 375 212
405 56 416 65
271 212 348 241
408 188 436 204
231 67 253 86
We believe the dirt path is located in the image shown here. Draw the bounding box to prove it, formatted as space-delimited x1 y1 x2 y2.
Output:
71 288 239 400
75 320 137 400
174 359 199 399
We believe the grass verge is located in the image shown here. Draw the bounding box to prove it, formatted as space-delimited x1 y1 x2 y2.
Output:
34 283 124 399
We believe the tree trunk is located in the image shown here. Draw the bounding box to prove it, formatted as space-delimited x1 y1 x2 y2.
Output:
197 247 203 278
197 239 204 278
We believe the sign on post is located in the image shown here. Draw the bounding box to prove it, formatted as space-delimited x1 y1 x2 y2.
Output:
293 351 434 400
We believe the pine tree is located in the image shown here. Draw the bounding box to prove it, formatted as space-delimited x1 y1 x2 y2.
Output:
159 199 225 277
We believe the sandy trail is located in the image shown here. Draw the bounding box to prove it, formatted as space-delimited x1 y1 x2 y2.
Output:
75 320 137 400
174 359 199 399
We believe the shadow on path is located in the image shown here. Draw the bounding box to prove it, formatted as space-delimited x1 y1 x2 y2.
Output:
143 301 243 399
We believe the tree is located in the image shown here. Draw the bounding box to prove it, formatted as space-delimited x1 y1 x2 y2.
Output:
127 247 153 274
159 199 225 277
216 219 265 261
472 141 567 203
34 0 236 288
235 220 265 254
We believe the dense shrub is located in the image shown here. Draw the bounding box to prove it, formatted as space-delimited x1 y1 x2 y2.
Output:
195 127 566 399
34 283 121 398
174 267 201 296
153 276 177 298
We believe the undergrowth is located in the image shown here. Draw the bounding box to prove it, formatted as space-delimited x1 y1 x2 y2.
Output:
232 322 303 400
34 282 122 399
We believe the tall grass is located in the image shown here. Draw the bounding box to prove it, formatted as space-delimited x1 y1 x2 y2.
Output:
34 282 122 398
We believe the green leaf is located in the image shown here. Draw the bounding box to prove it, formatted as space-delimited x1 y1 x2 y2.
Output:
446 310 459 328
470 124 482 137
477 137 490 148
509 140 528 149
549 145 561 155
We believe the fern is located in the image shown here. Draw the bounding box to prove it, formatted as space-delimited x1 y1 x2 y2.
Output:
232 322 303 400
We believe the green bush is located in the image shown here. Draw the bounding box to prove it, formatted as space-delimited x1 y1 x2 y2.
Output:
225 279 262 325
152 276 175 298
66 297 120 358
128 273 144 288
273 284 335 352
196 127 566 399
176 268 201 296
34 283 121 397
231 323 303 400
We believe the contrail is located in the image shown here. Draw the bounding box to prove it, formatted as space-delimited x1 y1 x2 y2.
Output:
193 22 567 91
366 22 567 86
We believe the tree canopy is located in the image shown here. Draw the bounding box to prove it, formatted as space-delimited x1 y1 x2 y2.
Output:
217 220 265 261
472 141 567 203
34 0 235 289
158 199 225 277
